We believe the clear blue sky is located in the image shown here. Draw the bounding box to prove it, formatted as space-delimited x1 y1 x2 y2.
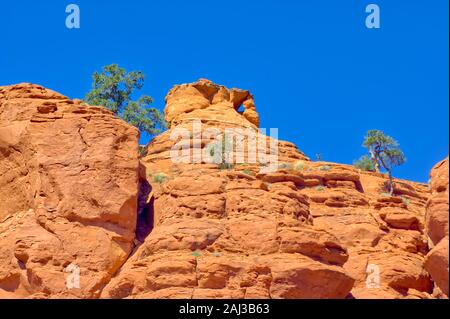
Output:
1 0 448 182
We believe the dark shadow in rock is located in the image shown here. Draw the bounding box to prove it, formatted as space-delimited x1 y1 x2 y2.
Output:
136 194 154 242
135 163 154 242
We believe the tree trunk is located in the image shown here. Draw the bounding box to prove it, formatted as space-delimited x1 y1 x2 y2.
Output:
388 170 394 196
369 149 381 173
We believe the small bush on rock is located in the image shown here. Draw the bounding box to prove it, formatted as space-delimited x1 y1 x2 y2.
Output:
152 172 167 184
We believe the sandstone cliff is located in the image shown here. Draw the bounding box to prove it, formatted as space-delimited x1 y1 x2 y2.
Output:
424 157 449 297
0 80 448 299
0 84 140 298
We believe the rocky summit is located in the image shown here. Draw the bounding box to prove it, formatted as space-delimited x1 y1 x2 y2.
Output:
0 80 448 299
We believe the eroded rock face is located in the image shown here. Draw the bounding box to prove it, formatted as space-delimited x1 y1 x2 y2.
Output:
0 80 445 300
424 158 449 297
165 78 259 129
102 79 433 299
295 164 434 298
144 79 309 174
102 166 354 299
101 80 354 299
0 84 140 298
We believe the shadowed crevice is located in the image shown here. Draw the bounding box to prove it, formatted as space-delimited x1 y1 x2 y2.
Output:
135 163 154 242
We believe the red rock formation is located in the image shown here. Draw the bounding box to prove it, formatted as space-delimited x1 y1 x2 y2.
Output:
102 79 434 299
0 80 446 299
424 157 449 297
102 80 353 299
164 78 259 129
0 84 140 298
291 163 433 298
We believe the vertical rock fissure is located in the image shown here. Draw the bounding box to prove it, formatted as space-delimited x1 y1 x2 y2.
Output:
135 165 154 242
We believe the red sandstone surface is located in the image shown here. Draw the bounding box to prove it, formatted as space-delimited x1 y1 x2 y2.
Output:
0 80 448 299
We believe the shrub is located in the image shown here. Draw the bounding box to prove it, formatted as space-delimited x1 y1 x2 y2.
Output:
315 185 325 191
242 169 254 176
318 165 332 171
138 145 147 157
152 172 167 184
380 192 391 198
294 161 305 171
401 196 410 206
191 251 201 257
353 155 375 171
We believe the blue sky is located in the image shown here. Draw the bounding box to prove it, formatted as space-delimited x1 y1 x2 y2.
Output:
1 0 448 182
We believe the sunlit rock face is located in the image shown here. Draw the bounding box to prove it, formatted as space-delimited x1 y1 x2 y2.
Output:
103 79 435 299
424 157 449 298
103 79 354 299
0 81 444 299
0 83 140 298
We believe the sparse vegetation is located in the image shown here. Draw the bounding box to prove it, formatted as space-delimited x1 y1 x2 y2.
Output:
241 169 254 176
353 155 375 172
380 192 391 198
315 185 325 191
318 165 332 171
191 251 201 257
152 172 167 184
360 130 406 195
207 134 236 170
401 196 410 206
294 161 305 171
84 64 166 136
139 145 147 157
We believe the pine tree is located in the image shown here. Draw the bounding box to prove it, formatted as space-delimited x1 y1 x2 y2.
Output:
85 64 166 136
362 130 406 195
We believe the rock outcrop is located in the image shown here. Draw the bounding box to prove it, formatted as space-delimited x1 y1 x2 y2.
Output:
0 80 447 299
299 163 433 298
102 79 437 299
0 84 140 298
102 80 354 299
164 79 260 129
424 157 449 297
